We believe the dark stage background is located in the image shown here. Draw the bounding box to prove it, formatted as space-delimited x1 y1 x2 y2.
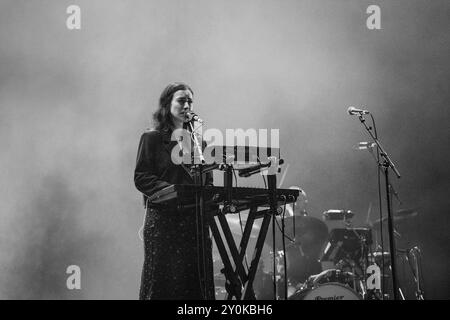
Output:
0 0 448 299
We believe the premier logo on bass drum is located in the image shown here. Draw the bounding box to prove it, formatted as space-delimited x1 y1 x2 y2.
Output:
314 295 345 300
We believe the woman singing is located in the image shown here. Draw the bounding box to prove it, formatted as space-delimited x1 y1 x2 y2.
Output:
134 82 215 300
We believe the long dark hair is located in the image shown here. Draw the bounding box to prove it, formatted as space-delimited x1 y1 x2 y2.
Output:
152 82 194 132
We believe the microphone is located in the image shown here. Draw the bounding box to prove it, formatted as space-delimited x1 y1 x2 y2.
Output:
347 106 370 115
238 162 271 178
186 112 204 123
238 159 284 178
354 142 377 150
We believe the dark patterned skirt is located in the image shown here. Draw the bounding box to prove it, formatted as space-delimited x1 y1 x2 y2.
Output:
139 206 215 300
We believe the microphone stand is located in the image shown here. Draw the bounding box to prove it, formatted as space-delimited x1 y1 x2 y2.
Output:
355 114 401 300
188 121 209 299
260 158 279 299
366 147 402 206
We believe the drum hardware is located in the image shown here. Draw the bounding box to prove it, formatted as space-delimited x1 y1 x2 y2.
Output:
320 228 372 267
255 213 425 300
362 245 425 300
357 278 367 298
320 226 375 299
251 245 322 300
406 246 425 300
393 246 425 300
290 268 362 300
290 283 362 300
210 180 422 300
322 209 354 221
264 215 329 251
265 215 328 297
306 269 356 288
253 206 422 301
354 228 371 297
241 213 328 300
367 249 390 299
322 208 371 296
369 250 391 266
253 269 275 300
370 209 421 300
371 208 419 245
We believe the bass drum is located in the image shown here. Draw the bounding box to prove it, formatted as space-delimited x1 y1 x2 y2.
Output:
290 283 362 300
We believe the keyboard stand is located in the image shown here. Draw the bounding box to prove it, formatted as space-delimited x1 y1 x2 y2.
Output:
209 175 279 300
208 211 244 299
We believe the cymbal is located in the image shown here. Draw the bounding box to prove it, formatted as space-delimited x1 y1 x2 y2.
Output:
265 215 329 250
395 208 418 217
373 208 418 226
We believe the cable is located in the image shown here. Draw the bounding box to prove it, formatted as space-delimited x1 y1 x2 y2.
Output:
138 197 149 241
280 196 288 299
274 219 295 243
194 189 207 299
292 201 296 238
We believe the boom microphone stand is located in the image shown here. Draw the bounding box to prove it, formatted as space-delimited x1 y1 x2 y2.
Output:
188 121 210 299
353 112 401 300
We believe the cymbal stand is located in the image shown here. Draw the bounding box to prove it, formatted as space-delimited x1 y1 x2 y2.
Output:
354 113 401 300
355 230 370 298
406 246 425 300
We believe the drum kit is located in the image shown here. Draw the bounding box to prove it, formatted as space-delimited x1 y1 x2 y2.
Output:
213 202 424 300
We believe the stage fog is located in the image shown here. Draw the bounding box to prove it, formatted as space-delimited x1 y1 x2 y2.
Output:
0 0 448 299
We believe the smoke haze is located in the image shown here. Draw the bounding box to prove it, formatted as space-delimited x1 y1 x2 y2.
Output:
0 0 448 299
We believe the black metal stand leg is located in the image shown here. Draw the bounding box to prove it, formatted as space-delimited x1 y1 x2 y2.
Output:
243 211 273 300
232 207 260 300
384 165 399 300
216 212 251 298
209 214 242 300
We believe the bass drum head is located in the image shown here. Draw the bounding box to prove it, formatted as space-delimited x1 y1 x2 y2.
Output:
290 283 362 300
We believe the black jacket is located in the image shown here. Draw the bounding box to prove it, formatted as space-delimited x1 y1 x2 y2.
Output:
134 129 213 204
